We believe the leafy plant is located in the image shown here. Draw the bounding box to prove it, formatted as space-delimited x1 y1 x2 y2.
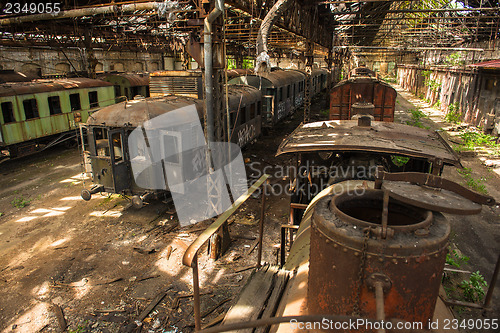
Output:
406 108 429 129
445 102 461 124
460 271 488 302
460 130 500 150
391 155 410 167
11 196 30 208
446 249 469 268
445 52 465 66
320 109 330 117
457 167 487 194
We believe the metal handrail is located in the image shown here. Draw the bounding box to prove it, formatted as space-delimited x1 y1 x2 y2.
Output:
182 174 270 330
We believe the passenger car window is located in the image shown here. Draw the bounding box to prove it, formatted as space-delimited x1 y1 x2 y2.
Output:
1 102 15 123
88 91 99 108
48 96 62 115
23 99 39 119
70 93 81 111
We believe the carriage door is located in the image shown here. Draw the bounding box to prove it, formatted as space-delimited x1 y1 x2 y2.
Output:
109 129 131 193
160 130 184 194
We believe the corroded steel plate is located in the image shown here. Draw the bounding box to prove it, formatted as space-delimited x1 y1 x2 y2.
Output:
382 180 482 215
276 120 460 166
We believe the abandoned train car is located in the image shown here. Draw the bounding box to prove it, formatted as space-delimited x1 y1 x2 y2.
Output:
228 69 307 126
80 84 262 206
329 74 397 122
0 78 115 158
99 73 150 102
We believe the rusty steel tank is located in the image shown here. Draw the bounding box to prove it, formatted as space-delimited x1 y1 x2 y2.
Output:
307 189 450 327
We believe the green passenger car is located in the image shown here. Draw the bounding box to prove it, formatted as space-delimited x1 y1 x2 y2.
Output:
100 73 150 102
0 78 115 157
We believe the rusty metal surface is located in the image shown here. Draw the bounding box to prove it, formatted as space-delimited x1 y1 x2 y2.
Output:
330 189 434 233
226 68 254 79
100 73 149 87
308 194 450 327
228 70 305 88
382 181 483 215
87 96 203 127
226 84 262 110
276 120 460 166
330 77 396 122
0 78 113 97
150 70 202 77
350 66 376 77
375 169 495 206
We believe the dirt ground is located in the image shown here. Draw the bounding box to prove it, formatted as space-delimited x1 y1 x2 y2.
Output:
0 89 498 333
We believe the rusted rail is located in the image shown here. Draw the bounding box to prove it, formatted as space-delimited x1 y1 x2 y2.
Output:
182 174 270 330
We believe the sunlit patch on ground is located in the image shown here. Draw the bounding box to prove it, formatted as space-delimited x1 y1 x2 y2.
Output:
2 301 51 333
50 238 70 247
59 173 90 185
16 216 38 223
89 210 122 217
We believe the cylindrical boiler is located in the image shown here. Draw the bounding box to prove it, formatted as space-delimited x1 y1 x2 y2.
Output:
308 189 450 327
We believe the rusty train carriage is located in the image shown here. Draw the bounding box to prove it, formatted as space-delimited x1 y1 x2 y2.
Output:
99 73 150 102
228 70 307 126
330 76 397 122
81 84 262 205
0 78 116 157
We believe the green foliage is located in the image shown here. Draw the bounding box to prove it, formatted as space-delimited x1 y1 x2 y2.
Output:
445 102 461 124
68 325 86 333
320 109 330 117
11 196 30 208
460 130 500 150
242 58 254 69
421 70 431 78
427 79 442 92
391 155 410 167
227 58 236 70
457 168 487 194
445 52 465 66
406 108 429 129
433 100 441 108
460 271 488 302
446 249 469 268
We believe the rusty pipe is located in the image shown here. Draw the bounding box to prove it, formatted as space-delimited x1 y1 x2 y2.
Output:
204 0 224 147
0 2 159 25
374 281 386 333
255 0 293 73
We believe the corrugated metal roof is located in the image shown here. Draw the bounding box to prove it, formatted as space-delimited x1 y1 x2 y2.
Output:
87 95 203 128
227 84 261 110
0 78 113 97
277 120 460 166
101 73 150 87
469 59 500 69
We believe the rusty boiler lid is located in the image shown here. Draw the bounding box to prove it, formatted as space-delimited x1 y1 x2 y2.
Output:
375 168 496 215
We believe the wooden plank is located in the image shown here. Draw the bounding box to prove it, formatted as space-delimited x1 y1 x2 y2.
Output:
221 265 277 333
255 269 290 333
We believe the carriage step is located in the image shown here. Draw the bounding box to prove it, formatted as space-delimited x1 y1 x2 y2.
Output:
221 264 291 333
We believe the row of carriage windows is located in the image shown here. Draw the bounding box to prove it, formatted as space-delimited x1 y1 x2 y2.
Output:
276 82 306 103
230 102 261 127
1 91 98 123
